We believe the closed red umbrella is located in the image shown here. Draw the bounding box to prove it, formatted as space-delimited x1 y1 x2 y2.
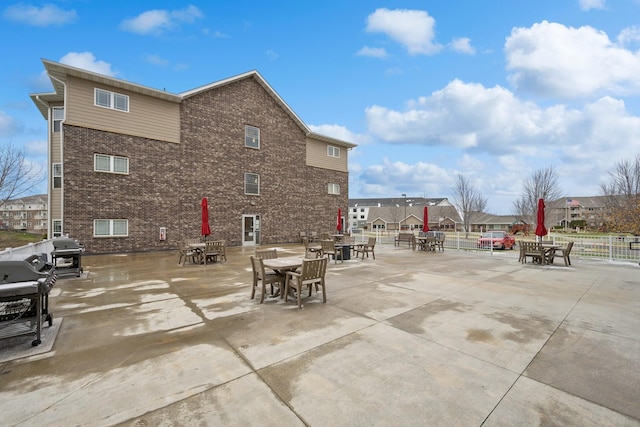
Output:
535 198 547 238
201 197 211 238
336 208 342 233
422 206 430 232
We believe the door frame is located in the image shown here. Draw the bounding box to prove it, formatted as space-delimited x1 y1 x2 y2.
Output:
242 214 261 246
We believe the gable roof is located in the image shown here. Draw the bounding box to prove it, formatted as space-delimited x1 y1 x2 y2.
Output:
30 60 356 150
349 197 451 207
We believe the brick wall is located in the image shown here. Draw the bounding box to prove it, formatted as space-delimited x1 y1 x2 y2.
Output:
61 75 348 253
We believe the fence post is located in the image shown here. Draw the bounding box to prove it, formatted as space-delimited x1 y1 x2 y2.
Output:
608 235 613 262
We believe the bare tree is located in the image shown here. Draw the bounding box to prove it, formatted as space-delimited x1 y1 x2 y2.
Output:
0 143 44 208
600 154 640 234
512 166 563 226
452 174 487 236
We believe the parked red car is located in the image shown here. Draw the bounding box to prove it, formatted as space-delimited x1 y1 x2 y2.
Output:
477 231 516 250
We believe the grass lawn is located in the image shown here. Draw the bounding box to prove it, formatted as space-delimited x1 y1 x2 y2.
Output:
0 230 45 249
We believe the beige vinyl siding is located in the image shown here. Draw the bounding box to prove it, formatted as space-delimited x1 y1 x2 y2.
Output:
51 131 62 163
305 138 348 172
50 188 62 223
64 76 181 143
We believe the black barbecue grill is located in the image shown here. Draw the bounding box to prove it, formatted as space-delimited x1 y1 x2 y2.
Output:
0 254 56 346
51 238 84 278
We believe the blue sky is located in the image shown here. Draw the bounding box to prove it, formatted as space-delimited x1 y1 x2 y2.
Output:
2 0 640 214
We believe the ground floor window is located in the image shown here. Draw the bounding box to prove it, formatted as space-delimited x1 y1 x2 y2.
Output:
52 219 62 237
94 219 128 237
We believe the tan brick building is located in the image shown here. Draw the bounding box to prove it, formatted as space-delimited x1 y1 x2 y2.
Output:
30 59 355 253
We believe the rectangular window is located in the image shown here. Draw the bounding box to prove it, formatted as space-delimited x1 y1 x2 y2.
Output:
245 125 260 148
52 220 62 237
244 173 260 195
94 154 129 174
52 107 64 132
95 88 129 112
328 183 340 195
94 219 128 237
53 163 62 188
327 145 340 158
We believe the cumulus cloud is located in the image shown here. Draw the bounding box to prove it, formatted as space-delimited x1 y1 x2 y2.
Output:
578 0 606 11
617 26 640 46
505 21 640 99
356 46 388 59
120 5 203 35
309 124 369 146
365 8 442 55
59 52 117 76
2 3 77 26
364 78 640 166
450 37 476 54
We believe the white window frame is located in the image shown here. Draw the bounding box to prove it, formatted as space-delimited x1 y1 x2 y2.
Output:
52 163 62 189
245 125 260 149
52 219 62 237
327 145 340 158
328 183 340 195
52 107 64 132
94 154 129 174
244 173 260 195
94 88 129 112
94 219 129 237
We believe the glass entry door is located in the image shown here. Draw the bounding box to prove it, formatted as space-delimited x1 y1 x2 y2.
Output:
242 215 260 246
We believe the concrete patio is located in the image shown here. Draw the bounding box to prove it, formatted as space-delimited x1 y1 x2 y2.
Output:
1 242 638 426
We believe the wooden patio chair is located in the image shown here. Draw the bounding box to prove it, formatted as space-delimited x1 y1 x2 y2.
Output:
320 239 343 264
284 256 328 309
250 256 284 303
556 241 574 266
303 237 322 258
177 240 198 266
354 237 376 260
255 249 278 259
213 240 227 262
203 240 220 265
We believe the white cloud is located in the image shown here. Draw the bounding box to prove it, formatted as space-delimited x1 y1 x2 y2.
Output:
578 0 606 11
309 124 368 146
2 3 76 26
59 52 117 77
120 5 203 35
450 37 475 54
365 8 442 55
617 26 640 46
365 78 640 163
505 21 640 99
356 46 388 59
144 54 169 67
0 110 20 137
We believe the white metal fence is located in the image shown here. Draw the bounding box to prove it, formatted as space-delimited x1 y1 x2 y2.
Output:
366 230 640 265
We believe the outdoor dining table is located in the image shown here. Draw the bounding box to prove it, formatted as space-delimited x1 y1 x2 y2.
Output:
261 256 304 298
261 256 304 273
187 242 206 264
541 243 561 264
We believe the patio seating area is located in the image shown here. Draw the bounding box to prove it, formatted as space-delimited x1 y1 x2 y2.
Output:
1 242 638 425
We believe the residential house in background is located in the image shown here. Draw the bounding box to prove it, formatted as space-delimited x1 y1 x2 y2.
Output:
468 213 529 233
348 198 461 231
0 194 48 234
30 59 355 253
546 196 608 229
